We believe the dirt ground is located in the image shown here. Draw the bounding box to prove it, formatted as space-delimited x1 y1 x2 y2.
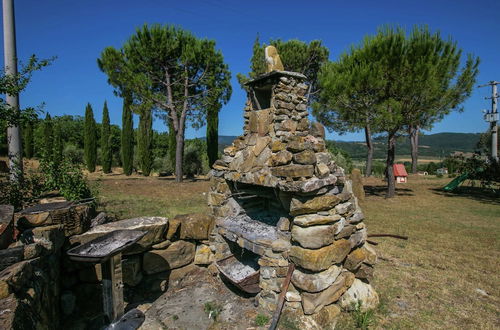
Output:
90 172 500 329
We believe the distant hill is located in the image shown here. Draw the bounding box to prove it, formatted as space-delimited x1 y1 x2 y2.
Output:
215 133 482 160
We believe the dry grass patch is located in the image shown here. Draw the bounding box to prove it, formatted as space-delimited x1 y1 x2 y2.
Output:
359 175 500 329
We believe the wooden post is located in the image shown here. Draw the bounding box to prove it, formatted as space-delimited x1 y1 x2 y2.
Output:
101 253 124 323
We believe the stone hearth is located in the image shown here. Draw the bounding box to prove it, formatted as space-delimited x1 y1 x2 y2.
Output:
208 70 378 318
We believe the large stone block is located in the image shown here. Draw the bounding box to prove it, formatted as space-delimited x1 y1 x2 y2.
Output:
301 271 355 314
70 217 169 254
249 109 270 136
271 150 293 166
289 239 351 272
271 164 314 178
293 214 341 227
290 195 341 216
339 278 379 311
291 265 341 293
194 244 214 265
291 224 338 249
174 213 215 240
143 240 195 274
293 150 317 165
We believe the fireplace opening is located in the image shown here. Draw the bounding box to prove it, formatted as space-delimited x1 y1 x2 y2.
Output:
250 85 272 109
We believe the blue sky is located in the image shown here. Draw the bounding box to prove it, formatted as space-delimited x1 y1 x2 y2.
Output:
2 0 499 141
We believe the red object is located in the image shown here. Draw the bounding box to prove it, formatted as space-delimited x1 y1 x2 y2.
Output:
393 164 408 177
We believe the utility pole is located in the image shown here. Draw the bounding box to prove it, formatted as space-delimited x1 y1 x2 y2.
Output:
478 81 499 161
2 0 23 181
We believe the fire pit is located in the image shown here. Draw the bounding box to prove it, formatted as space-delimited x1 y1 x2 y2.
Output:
208 69 378 318
67 230 146 327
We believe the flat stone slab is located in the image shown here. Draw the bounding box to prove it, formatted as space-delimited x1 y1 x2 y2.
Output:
217 214 278 247
70 217 168 254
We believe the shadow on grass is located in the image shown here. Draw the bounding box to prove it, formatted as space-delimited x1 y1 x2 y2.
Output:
431 186 500 206
364 185 414 197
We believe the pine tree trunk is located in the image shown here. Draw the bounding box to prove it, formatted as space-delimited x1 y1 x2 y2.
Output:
364 124 373 177
167 118 176 171
409 125 419 174
385 131 397 198
175 125 185 183
206 107 219 167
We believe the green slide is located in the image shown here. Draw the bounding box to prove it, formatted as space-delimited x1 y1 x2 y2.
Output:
443 173 469 191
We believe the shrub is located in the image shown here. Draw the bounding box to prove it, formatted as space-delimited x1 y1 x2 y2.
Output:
326 141 353 173
64 144 84 164
40 159 94 201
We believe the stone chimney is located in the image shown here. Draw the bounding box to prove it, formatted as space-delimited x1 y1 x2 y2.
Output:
208 70 378 323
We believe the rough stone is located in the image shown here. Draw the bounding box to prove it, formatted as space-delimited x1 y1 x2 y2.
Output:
271 140 285 152
339 279 379 311
286 136 311 152
291 265 342 293
335 202 354 215
271 239 291 252
293 214 341 227
349 229 367 248
194 244 213 265
289 239 351 271
70 217 169 253
293 150 317 165
285 291 302 302
310 122 326 139
249 109 270 136
335 224 356 239
301 272 355 314
350 169 365 201
277 217 291 231
315 163 330 178
290 195 341 216
175 213 215 240
271 164 314 178
0 205 14 250
297 118 309 131
345 247 369 271
355 263 374 281
279 119 298 132
253 136 271 156
143 240 195 274
271 150 293 166
291 224 338 249
312 304 340 329
208 192 226 206
349 211 364 224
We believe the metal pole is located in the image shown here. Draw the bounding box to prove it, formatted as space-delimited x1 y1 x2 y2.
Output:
2 0 23 181
491 83 498 161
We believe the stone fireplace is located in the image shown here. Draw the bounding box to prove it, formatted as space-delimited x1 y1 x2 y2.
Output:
208 71 378 318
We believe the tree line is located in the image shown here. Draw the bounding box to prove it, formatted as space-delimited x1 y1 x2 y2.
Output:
2 23 480 198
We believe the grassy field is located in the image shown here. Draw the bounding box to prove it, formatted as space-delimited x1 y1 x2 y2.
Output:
89 173 499 329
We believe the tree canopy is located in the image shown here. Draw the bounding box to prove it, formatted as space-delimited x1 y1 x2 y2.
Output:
314 25 479 197
98 24 231 181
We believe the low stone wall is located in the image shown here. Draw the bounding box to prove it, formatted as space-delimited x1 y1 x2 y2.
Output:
0 200 217 329
0 200 92 329
61 213 215 327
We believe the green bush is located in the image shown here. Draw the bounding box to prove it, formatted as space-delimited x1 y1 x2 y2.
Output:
326 141 353 173
64 144 84 164
40 159 94 201
0 170 45 211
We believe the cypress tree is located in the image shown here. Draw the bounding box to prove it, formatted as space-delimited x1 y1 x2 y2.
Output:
138 110 152 176
24 121 34 159
84 103 97 172
43 113 53 161
101 101 112 173
206 105 219 167
53 123 63 166
121 94 133 176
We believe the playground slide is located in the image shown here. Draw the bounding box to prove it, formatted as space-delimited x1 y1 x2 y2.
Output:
443 173 469 191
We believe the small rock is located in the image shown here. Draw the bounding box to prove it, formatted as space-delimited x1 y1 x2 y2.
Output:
339 278 379 311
